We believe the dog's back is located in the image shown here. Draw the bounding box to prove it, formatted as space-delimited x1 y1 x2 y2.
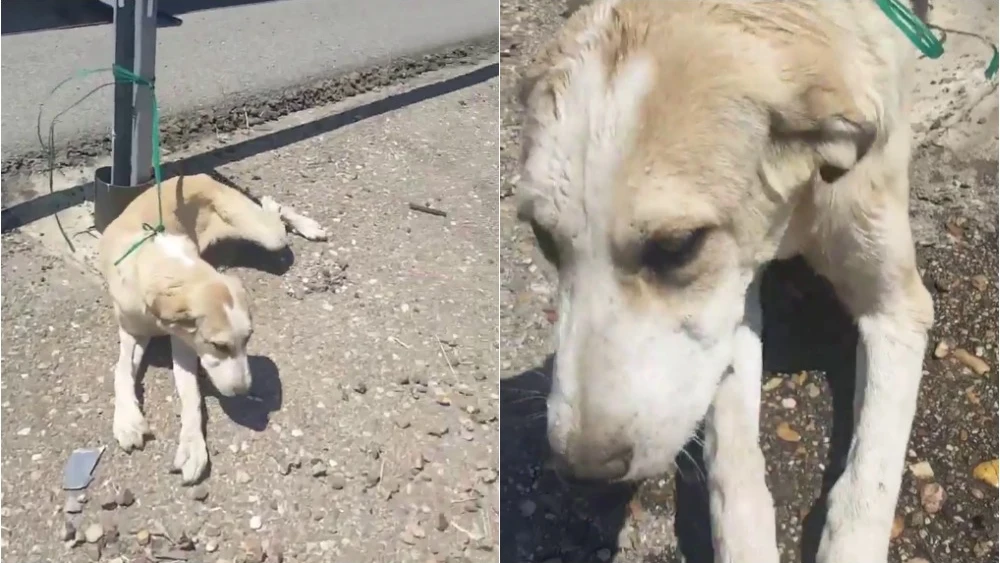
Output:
98 173 287 276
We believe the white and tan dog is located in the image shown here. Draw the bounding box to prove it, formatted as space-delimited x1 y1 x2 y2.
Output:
517 1 933 561
98 173 325 484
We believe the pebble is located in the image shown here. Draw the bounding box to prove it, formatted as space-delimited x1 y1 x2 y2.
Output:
190 486 210 502
115 488 135 507
890 514 904 539
235 470 252 484
291 428 304 438
60 520 76 542
780 397 797 409
932 340 951 359
519 499 537 517
428 425 449 437
365 472 381 489
100 494 118 510
249 515 263 530
436 513 450 532
136 529 150 546
763 377 782 391
973 459 999 487
266 538 285 563
909 461 935 480
330 473 347 490
805 383 821 398
970 274 989 291
205 540 219 553
310 460 328 478
906 558 931 563
84 523 104 543
919 482 946 514
595 548 613 561
64 496 84 514
776 422 801 442
952 348 990 375
243 537 265 563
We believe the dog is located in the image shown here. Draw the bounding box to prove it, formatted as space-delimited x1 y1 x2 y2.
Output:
516 1 933 561
98 173 326 484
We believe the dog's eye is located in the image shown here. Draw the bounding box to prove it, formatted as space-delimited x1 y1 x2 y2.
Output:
530 220 562 268
640 227 710 276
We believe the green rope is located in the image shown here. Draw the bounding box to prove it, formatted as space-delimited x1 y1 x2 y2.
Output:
876 0 944 59
877 0 998 80
37 64 165 265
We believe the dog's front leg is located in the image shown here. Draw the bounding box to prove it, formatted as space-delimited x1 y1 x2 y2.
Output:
703 275 780 563
113 328 151 451
813 191 935 563
169 336 209 485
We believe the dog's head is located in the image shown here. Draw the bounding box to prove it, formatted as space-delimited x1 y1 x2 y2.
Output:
517 1 885 481
144 238 255 397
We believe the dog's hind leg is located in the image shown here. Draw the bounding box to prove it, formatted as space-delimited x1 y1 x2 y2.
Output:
113 327 151 452
169 336 210 485
704 274 780 563
809 157 934 563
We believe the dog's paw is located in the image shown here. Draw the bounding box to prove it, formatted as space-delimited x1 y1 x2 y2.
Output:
172 431 209 485
290 216 328 241
113 403 149 452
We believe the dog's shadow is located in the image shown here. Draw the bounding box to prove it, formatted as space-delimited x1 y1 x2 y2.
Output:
201 238 296 275
500 257 859 563
138 340 283 433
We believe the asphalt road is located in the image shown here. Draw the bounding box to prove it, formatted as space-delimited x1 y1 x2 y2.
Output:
0 0 497 160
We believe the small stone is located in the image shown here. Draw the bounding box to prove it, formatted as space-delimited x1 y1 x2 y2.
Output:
176 532 195 550
354 382 368 394
291 428 303 438
428 425 449 438
763 377 782 391
792 372 808 386
60 520 76 541
776 422 801 442
190 486 209 502
65 496 84 514
249 515 263 530
890 514 904 539
136 529 150 546
906 559 931 563
408 523 427 539
595 548 613 561
909 461 935 480
400 531 417 545
365 472 381 489
919 482 945 514
84 523 104 543
205 540 219 553
329 473 347 490
973 459 999 487
436 513 449 532
909 510 925 527
932 340 951 359
780 397 797 409
235 470 252 484
243 537 265 563
806 383 821 398
116 488 135 507
519 499 537 517
100 494 118 510
952 348 990 375
970 274 989 291
310 460 328 478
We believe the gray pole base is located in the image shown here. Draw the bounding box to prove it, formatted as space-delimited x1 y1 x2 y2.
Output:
93 166 154 233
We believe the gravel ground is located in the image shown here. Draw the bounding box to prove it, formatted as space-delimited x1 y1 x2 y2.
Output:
498 1 998 563
1 63 500 562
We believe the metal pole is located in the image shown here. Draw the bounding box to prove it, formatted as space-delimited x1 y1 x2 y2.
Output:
130 0 157 186
111 0 136 187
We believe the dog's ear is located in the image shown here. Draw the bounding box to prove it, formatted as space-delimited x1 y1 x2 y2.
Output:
760 86 879 199
145 289 197 331
767 86 878 186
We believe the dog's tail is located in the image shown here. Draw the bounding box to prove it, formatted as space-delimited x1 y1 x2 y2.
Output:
180 173 288 252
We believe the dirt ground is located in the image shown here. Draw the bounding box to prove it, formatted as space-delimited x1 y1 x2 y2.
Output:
499 2 998 563
1 62 500 562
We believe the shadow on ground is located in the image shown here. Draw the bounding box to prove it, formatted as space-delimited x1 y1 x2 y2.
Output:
500 257 861 563
1 63 499 232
